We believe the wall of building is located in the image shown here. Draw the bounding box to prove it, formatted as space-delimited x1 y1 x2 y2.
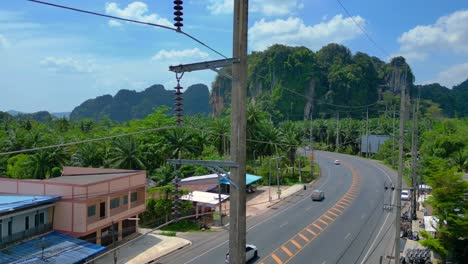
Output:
0 207 50 240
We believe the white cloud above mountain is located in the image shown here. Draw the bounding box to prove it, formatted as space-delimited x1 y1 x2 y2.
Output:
207 0 303 16
249 15 364 51
40 57 97 74
428 63 468 88
396 9 468 61
152 48 209 62
105 1 172 27
0 34 9 48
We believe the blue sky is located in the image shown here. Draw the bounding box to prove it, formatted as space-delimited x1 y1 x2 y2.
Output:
0 0 467 112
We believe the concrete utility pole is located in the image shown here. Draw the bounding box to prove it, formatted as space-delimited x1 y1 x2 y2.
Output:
366 107 370 158
229 0 248 263
310 111 314 178
395 70 407 263
392 108 396 168
276 158 281 199
410 95 420 220
336 112 340 151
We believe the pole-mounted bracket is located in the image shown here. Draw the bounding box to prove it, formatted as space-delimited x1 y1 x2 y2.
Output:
169 58 239 79
167 159 239 189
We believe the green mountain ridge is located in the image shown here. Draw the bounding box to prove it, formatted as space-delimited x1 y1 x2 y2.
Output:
70 83 211 121
210 43 467 119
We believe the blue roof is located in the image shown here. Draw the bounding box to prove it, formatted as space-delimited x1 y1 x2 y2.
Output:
0 195 61 214
0 231 106 264
220 174 262 185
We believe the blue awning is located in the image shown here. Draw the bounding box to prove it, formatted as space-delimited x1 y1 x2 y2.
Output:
0 195 60 214
0 232 105 264
220 174 262 185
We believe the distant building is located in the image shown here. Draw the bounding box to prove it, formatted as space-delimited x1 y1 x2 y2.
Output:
0 167 146 246
0 194 60 248
361 135 390 154
0 194 105 263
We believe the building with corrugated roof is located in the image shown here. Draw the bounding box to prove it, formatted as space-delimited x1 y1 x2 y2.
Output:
0 167 146 246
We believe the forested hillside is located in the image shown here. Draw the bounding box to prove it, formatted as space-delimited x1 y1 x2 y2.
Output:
70 83 211 121
211 43 467 120
417 79 468 117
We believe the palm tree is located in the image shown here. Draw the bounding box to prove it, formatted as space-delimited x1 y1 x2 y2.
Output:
255 120 282 157
108 137 145 169
27 151 51 179
163 128 201 158
210 117 230 156
71 143 104 167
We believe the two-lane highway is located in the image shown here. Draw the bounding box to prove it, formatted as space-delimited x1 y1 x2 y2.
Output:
157 151 396 264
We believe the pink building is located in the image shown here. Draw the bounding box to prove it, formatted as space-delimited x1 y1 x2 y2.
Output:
0 167 146 246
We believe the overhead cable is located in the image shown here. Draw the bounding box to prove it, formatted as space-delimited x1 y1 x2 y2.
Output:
27 0 228 59
336 0 390 57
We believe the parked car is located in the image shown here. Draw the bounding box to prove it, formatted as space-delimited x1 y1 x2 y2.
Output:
401 190 410 201
311 190 325 201
334 160 340 165
225 244 258 263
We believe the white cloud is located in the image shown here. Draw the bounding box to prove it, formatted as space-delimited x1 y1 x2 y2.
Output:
397 9 468 61
429 63 468 88
105 1 172 27
249 15 364 51
108 19 122 27
0 34 9 48
152 48 209 61
207 0 303 16
40 57 97 74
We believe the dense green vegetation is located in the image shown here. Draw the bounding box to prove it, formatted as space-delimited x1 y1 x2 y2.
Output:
211 43 417 120
417 79 468 117
70 84 211 121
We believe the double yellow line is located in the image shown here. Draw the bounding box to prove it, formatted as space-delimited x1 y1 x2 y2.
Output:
259 160 361 264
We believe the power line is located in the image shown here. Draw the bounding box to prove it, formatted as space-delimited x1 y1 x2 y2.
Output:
282 86 380 109
27 0 228 59
0 126 177 156
335 0 390 57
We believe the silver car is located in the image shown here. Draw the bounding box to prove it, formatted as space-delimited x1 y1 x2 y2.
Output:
225 244 258 263
311 190 325 201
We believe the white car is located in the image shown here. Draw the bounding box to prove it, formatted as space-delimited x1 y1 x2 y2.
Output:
401 190 410 201
225 244 258 263
334 160 340 165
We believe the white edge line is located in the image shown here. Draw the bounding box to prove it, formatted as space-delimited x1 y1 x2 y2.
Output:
184 154 333 264
359 163 396 264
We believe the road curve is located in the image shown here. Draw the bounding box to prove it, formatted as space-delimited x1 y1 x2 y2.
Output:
157 151 397 264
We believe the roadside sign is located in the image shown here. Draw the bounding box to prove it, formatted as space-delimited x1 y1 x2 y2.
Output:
308 155 314 160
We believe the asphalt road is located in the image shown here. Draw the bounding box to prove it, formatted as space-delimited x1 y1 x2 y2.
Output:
157 151 397 264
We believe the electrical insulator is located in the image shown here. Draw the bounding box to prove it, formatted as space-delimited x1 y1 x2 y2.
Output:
173 0 183 30
174 82 184 125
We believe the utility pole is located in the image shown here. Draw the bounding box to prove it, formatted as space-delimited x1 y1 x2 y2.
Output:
229 0 248 263
366 107 370 158
336 112 340 151
410 95 420 220
395 70 407 263
392 108 396 168
276 158 281 199
310 111 314 178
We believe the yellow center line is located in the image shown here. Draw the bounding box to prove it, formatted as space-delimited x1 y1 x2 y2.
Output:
290 239 302 249
327 210 339 217
312 223 323 231
318 218 329 226
281 246 293 257
330 207 343 214
306 228 317 236
271 254 283 264
259 157 363 264
335 204 346 209
339 201 350 206
298 233 310 242
323 214 334 221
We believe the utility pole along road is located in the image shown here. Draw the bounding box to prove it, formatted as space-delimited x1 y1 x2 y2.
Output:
158 151 397 264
